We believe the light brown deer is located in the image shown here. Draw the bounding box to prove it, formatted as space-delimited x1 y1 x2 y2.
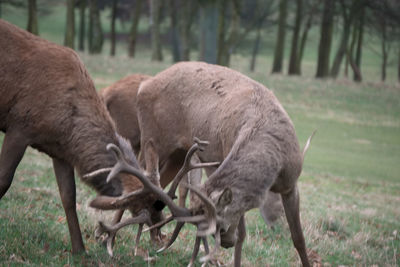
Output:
99 74 284 231
99 74 201 206
0 20 212 255
97 62 314 266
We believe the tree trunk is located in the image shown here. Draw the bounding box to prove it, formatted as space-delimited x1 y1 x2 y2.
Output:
348 22 362 82
64 0 75 49
354 4 364 82
169 0 180 62
297 0 320 75
78 0 86 51
381 22 387 82
223 2 240 66
315 0 334 78
217 0 227 66
250 24 262 72
329 20 351 78
88 0 103 54
330 0 363 78
128 0 143 58
288 0 303 75
271 0 288 73
150 0 163 61
178 0 194 61
110 0 118 56
199 0 218 64
398 46 400 83
27 0 39 35
344 49 349 78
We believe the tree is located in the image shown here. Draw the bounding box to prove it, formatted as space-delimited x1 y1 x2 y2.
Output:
330 0 364 78
150 0 163 61
110 0 118 56
216 0 240 66
199 0 218 64
347 20 362 81
398 46 400 83
353 3 365 81
367 0 400 82
178 0 196 61
78 0 86 51
88 0 103 54
315 0 335 78
64 0 75 49
288 0 303 75
27 0 38 35
271 0 288 73
249 24 262 72
297 0 320 75
128 0 143 58
169 0 180 62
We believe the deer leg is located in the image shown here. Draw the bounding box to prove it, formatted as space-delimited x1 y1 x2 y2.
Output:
281 185 310 267
234 216 246 267
52 158 85 254
0 131 28 199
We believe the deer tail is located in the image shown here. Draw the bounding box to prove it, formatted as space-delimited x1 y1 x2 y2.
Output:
302 130 316 158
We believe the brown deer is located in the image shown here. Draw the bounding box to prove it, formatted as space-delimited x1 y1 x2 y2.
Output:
97 74 204 254
95 62 314 266
0 20 212 255
99 74 283 229
0 18 135 254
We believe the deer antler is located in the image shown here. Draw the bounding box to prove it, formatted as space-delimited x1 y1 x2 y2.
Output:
87 139 219 257
95 209 152 257
167 138 220 200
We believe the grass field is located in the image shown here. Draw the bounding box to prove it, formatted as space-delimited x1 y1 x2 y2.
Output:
1 5 400 267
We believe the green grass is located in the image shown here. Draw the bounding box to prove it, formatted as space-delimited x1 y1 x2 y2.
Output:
1 5 400 267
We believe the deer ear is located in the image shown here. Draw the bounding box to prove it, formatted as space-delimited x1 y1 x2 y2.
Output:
217 188 232 207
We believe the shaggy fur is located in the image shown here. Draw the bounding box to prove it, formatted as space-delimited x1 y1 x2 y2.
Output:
136 62 310 266
0 19 137 253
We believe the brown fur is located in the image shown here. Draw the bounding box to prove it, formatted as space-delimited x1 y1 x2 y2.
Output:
100 73 283 222
0 19 137 253
99 74 151 155
136 62 311 266
99 74 202 230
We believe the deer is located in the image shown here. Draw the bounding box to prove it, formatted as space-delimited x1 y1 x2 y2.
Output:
0 19 214 256
90 61 315 266
99 73 284 237
99 74 201 206
97 74 205 252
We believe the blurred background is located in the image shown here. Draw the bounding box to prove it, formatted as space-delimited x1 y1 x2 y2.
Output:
1 0 399 84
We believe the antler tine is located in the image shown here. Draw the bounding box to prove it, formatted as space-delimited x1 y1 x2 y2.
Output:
181 183 217 237
89 189 148 210
95 209 151 257
83 167 113 179
105 143 128 183
156 221 185 253
187 237 201 267
134 223 144 257
104 144 190 218
143 215 174 233
167 137 220 200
